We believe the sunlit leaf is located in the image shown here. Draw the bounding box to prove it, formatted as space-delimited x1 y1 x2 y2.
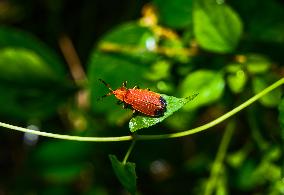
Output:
193 0 243 53
109 155 137 195
129 94 198 132
97 22 157 63
180 70 225 111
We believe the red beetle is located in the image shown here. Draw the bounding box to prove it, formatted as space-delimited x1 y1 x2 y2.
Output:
99 79 167 117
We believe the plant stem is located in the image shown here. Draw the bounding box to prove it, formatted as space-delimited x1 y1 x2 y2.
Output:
204 120 235 195
0 121 132 142
137 77 284 140
58 34 86 84
0 77 284 142
123 140 136 164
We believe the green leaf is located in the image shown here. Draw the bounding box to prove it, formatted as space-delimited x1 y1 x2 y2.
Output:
98 22 157 63
246 54 271 74
180 70 225 111
154 0 193 29
252 75 282 107
0 26 66 75
0 48 58 85
144 60 171 81
109 155 137 195
129 93 198 132
193 0 243 53
227 69 247 94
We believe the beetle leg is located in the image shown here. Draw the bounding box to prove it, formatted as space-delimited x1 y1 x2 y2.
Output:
132 109 140 117
122 81 127 87
133 86 140 89
122 103 131 109
116 100 123 105
97 92 113 101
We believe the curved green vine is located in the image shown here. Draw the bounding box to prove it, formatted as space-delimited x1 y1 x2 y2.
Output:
1 77 284 142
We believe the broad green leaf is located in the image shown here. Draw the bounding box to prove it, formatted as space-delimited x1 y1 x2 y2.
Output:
252 75 282 107
0 26 66 75
97 22 157 63
154 0 193 29
193 0 243 53
129 94 198 132
0 48 58 85
109 155 137 195
101 22 153 46
180 70 225 111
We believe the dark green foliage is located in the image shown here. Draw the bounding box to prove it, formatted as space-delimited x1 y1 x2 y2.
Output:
154 0 193 29
0 27 73 120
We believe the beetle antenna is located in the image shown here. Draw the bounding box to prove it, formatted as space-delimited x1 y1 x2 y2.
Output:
98 79 114 101
97 92 113 101
99 79 113 92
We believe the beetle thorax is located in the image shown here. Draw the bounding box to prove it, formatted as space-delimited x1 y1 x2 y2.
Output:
113 87 128 101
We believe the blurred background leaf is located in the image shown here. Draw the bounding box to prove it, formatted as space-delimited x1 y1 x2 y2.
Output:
193 0 243 53
0 27 73 120
180 70 225 111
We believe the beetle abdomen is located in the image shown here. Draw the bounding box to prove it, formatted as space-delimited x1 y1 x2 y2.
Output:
125 89 167 117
